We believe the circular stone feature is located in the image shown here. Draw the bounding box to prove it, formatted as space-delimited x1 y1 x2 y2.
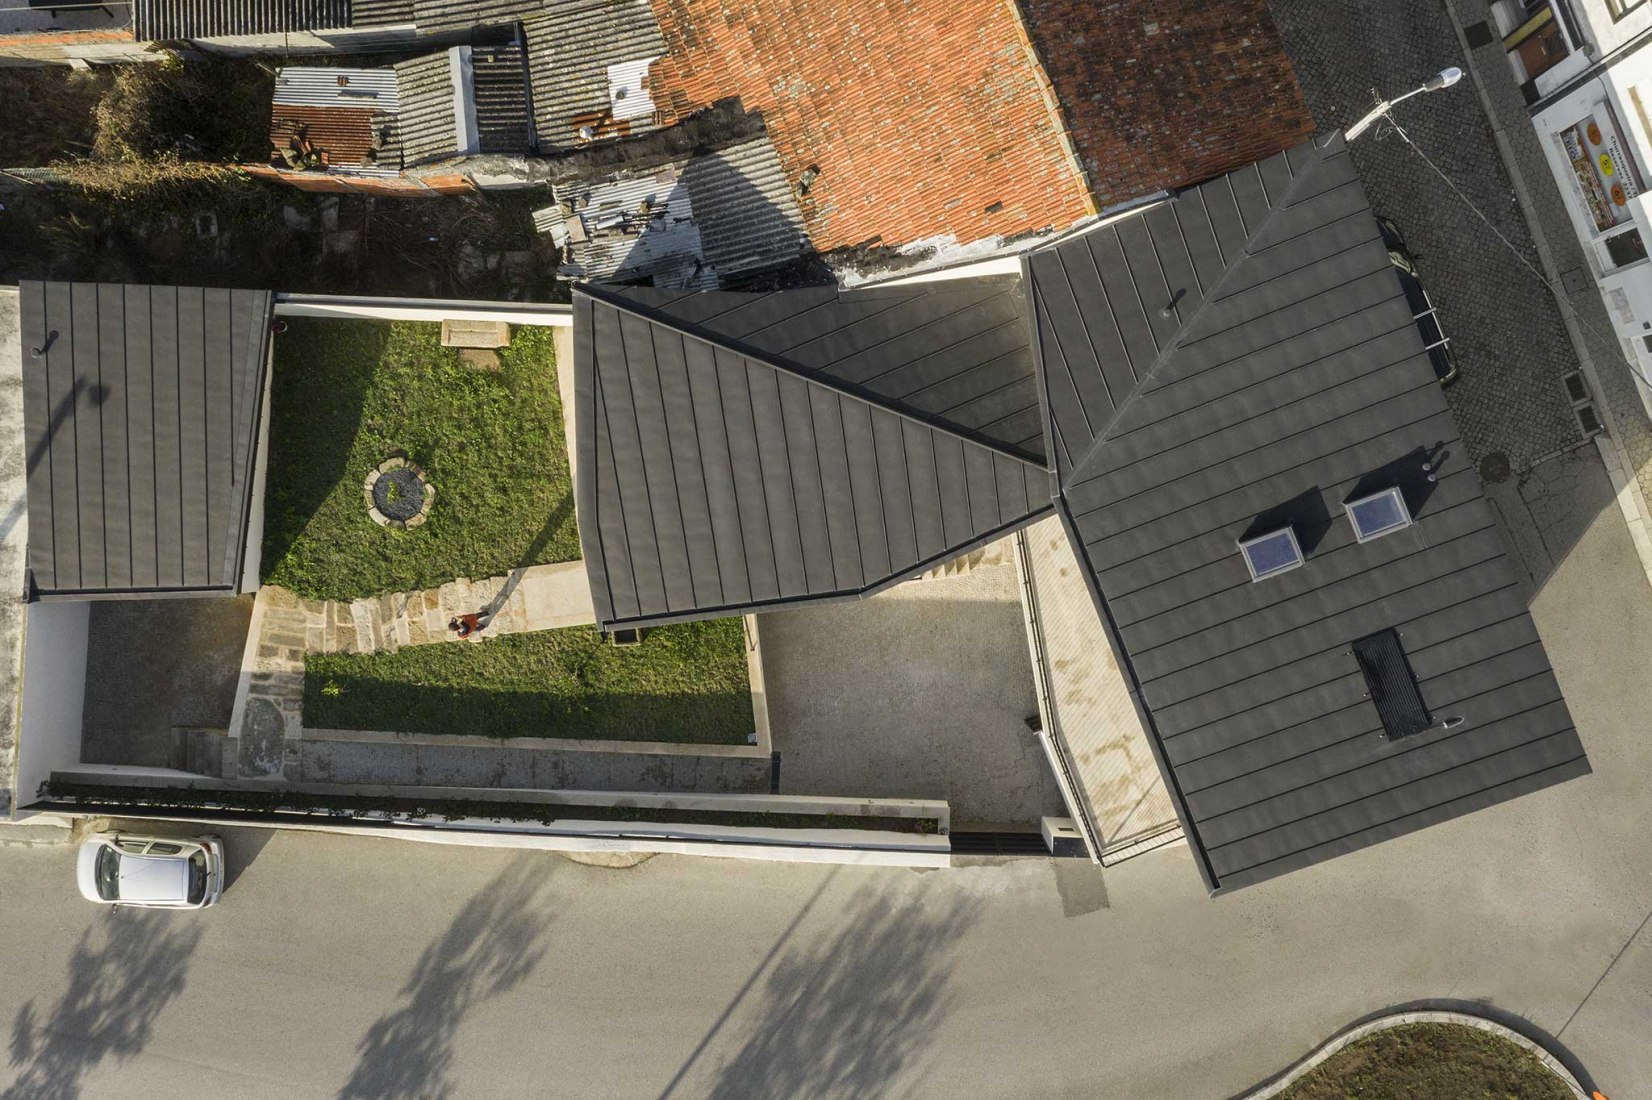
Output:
1478 451 1512 485
374 467 425 521
363 456 435 529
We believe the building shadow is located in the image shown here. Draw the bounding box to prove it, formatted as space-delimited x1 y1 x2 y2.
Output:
684 886 979 1100
1243 485 1334 554
478 491 575 626
3 909 204 1100
256 318 384 580
336 854 555 1100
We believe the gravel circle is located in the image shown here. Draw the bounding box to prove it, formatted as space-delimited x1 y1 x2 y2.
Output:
373 467 426 522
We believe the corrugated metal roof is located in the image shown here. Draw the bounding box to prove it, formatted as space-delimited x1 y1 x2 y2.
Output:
610 277 1042 461
134 0 349 41
546 136 807 291
523 0 664 149
19 282 273 597
574 285 1052 631
273 66 400 109
1031 137 1589 893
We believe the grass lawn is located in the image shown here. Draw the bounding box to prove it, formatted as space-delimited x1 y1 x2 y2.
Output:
260 319 579 601
303 619 753 744
1278 1023 1574 1100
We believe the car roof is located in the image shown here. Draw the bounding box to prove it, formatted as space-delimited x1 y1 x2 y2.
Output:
114 851 192 904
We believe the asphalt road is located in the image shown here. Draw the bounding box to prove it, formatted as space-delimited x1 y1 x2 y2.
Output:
1 449 1651 1100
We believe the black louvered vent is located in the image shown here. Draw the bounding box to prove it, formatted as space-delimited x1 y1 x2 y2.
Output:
1353 629 1432 740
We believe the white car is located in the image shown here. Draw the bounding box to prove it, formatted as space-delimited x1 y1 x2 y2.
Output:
76 833 224 909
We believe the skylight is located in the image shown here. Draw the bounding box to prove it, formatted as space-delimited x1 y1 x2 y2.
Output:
1345 487 1413 542
1238 527 1303 582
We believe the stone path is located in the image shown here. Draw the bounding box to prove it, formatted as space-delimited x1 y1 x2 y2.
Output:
229 561 595 779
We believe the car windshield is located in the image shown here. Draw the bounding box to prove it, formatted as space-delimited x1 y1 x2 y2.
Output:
187 853 207 905
95 845 121 901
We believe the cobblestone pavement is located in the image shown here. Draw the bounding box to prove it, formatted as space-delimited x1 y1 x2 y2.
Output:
1269 0 1597 476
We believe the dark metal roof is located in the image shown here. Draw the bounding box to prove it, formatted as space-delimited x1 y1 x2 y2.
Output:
611 278 1044 462
19 283 273 598
1034 137 1588 893
574 285 1052 630
133 0 350 40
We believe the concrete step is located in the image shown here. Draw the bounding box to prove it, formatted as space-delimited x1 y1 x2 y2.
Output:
173 728 228 778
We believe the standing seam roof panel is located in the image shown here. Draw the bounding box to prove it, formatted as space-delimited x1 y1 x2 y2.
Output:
575 288 1052 629
1028 138 1589 894
20 282 271 598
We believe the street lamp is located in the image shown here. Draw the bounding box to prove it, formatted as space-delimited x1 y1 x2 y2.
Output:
1345 67 1464 140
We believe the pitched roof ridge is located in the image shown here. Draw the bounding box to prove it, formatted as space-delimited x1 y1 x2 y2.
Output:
576 281 1047 470
1057 137 1346 487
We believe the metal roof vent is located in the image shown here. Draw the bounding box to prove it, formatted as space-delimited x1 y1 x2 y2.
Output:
1238 527 1304 582
1344 486 1413 542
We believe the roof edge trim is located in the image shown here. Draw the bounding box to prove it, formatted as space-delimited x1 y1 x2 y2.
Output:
1054 496 1219 893
595 504 1057 631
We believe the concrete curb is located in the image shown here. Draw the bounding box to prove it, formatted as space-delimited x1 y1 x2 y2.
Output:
1236 1010 1591 1100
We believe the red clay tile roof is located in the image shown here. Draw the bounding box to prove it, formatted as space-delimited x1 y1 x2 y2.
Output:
1019 0 1315 206
648 0 1312 254
650 0 1095 252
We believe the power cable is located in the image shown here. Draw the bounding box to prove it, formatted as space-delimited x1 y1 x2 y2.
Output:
1381 113 1652 395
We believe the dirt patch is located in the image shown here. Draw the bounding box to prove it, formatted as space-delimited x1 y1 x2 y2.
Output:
1277 1023 1574 1100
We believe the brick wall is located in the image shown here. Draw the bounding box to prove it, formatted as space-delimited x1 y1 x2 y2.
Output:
1018 0 1315 205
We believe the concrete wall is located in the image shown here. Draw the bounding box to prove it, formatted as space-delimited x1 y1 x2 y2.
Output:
274 295 573 326
238 349 275 593
14 602 89 810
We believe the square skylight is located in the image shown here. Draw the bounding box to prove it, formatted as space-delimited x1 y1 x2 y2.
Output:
1238 527 1304 582
1345 487 1413 542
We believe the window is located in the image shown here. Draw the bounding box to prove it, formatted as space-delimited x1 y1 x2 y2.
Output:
147 842 183 855
1609 0 1647 21
1238 527 1303 581
1352 629 1433 740
1605 227 1648 269
188 853 208 905
1344 487 1413 542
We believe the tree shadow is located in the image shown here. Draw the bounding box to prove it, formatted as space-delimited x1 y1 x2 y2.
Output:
336 854 555 1100
687 886 979 1100
4 909 204 1100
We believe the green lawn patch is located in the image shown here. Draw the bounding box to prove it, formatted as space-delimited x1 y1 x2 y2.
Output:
1277 1023 1574 1100
260 319 579 601
303 619 753 744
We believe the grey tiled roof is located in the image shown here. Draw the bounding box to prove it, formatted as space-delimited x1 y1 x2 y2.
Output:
133 0 349 40
472 42 532 153
573 285 1052 630
611 278 1044 461
393 53 459 166
524 0 664 149
19 283 273 597
412 0 543 33
1031 137 1589 893
350 0 416 25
